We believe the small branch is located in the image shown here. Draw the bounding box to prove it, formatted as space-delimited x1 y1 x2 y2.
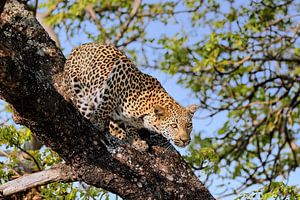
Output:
17 146 42 171
84 5 100 28
137 3 202 18
267 14 300 27
84 4 111 44
33 0 38 17
0 149 9 157
114 0 141 44
0 163 75 196
251 57 300 63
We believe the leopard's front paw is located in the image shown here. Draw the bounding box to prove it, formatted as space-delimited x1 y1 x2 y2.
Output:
132 139 149 151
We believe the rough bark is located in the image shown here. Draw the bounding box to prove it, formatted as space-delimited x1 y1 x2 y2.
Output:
0 0 215 199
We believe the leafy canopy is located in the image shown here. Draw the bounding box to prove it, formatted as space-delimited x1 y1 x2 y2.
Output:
1 0 299 199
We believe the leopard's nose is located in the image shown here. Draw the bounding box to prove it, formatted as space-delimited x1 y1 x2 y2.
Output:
180 136 191 146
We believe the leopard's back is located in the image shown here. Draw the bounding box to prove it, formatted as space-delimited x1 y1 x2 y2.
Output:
63 43 128 118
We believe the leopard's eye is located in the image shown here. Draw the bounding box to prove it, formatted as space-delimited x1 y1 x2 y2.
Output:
171 123 178 129
187 123 192 128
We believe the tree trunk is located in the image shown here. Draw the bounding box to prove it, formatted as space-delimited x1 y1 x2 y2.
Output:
0 0 215 199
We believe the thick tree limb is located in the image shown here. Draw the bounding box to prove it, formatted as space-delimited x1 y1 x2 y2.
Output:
0 0 215 199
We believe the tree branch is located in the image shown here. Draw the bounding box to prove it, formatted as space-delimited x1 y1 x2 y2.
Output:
0 0 214 199
0 163 75 196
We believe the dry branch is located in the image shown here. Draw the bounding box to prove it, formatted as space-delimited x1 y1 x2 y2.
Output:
0 0 215 199
0 163 75 196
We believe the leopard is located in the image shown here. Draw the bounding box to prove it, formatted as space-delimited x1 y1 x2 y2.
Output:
63 43 199 151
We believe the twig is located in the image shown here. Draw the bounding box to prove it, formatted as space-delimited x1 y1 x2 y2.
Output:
17 146 42 171
0 149 9 157
114 0 141 44
267 14 300 27
33 0 38 17
85 4 111 44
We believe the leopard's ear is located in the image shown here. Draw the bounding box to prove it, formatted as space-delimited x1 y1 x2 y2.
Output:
154 105 167 118
186 104 199 115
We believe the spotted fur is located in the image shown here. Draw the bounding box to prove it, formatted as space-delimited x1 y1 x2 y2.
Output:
63 43 199 150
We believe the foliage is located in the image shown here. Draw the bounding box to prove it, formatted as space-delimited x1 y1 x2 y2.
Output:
0 0 299 199
0 125 31 147
236 182 300 200
41 182 109 200
184 135 219 174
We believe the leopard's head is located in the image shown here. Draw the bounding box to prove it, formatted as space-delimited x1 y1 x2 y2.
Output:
143 104 199 147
